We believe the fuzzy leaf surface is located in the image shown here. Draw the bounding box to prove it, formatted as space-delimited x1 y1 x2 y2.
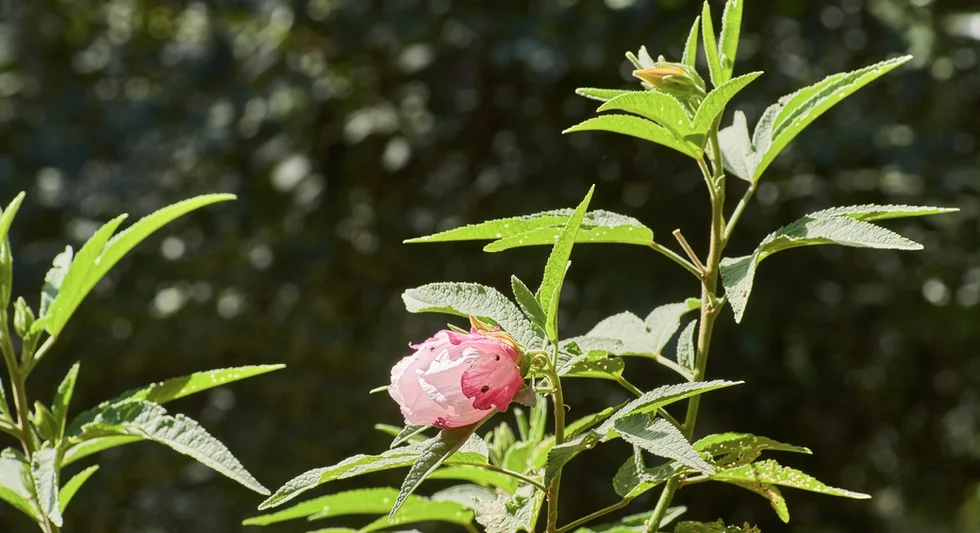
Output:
612 415 714 474
563 115 701 158
539 186 593 340
711 459 870 499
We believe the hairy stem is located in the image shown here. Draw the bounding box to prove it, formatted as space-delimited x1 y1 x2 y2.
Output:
454 462 547 492
647 242 702 280
545 355 566 533
557 498 633 533
724 181 757 243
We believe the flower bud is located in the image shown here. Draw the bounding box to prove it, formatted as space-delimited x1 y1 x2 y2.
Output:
389 328 525 428
633 62 706 101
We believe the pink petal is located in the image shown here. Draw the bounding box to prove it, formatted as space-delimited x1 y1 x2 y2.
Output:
461 355 523 411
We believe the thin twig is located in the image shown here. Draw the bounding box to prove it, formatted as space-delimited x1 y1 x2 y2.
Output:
453 462 547 492
647 242 702 280
671 229 706 275
557 498 633 533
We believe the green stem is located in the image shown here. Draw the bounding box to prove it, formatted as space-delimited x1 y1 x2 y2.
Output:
643 128 727 533
454 462 547 492
545 358 566 533
723 181 757 243
557 498 633 533
647 242 702 280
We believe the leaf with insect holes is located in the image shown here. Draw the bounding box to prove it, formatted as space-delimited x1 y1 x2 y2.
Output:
711 459 870 499
538 186 594 340
563 115 701 158
402 282 542 349
721 205 955 322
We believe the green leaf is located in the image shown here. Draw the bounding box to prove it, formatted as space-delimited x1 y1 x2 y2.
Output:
68 399 268 495
675 520 760 533
0 376 9 418
428 466 516 492
575 88 634 103
361 497 473 532
391 423 487 519
538 186 594 341
563 115 701 158
612 415 714 474
566 403 625 439
402 282 541 349
692 72 763 134
558 350 626 381
390 424 430 448
646 299 701 354
474 483 543 533
613 447 681 499
721 211 931 323
44 194 235 336
0 193 25 310
52 362 80 438
0 193 25 246
42 215 129 336
13 297 35 339
0 448 42 521
694 433 812 458
700 1 723 87
32 402 60 442
682 16 701 67
244 487 462 526
59 465 98 513
545 431 600 487
717 0 744 83
723 480 790 522
577 299 700 359
598 381 740 437
597 91 695 139
39 246 72 320
676 320 697 371
484 219 654 252
529 395 548 443
711 459 870 499
512 275 547 330
806 204 959 221
752 56 912 181
103 364 285 407
62 436 142 466
31 445 62 527
571 508 687 533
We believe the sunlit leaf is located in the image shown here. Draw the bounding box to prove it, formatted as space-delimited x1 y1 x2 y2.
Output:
563 115 701 158
538 186 593 340
59 465 99 513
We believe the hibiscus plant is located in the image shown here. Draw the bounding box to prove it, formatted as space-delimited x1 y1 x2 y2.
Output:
0 194 281 532
250 2 957 532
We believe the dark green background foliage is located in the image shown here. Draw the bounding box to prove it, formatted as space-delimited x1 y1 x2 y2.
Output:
0 0 977 531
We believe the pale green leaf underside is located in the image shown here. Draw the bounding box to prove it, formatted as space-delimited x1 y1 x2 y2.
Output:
0 448 41 521
259 435 488 510
711 459 870 499
59 465 99 513
613 415 714 474
613 450 680 500
474 483 542 533
31 446 62 526
578 298 700 358
563 115 700 158
676 319 697 371
402 282 541 349
539 185 594 341
721 207 942 322
69 399 268 495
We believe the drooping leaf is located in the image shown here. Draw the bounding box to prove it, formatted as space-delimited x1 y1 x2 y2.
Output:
563 115 701 158
717 0 744 83
402 282 541 349
0 448 41 521
31 445 63 527
512 275 547 330
575 299 700 359
68 399 268 495
717 110 756 182
545 431 600 487
612 415 714 474
597 381 741 437
721 211 933 322
723 480 790 522
675 320 697 371
700 1 723 87
612 446 681 499
575 87 633 103
484 219 654 252
645 299 701 354
538 186 594 341
52 362 80 438
473 483 543 533
692 72 762 134
597 91 695 139
259 435 488 509
711 459 870 499
694 433 812 459
59 465 99 513
391 424 488 519
751 56 912 181
682 16 701 67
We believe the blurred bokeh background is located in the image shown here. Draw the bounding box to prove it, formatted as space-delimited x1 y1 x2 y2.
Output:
0 0 978 531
